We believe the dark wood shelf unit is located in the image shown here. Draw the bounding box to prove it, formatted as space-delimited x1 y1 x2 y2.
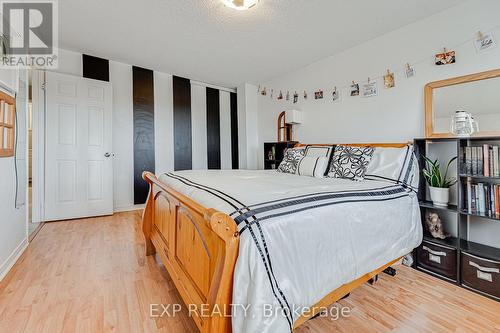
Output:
459 210 500 222
419 200 458 212
263 141 298 170
460 239 500 262
423 234 459 249
414 137 500 301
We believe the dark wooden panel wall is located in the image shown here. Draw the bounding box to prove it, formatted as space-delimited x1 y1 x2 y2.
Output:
173 76 192 171
82 54 109 82
133 66 155 204
206 87 221 169
230 92 239 169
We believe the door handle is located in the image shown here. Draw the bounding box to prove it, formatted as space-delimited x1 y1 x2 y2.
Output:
104 152 114 158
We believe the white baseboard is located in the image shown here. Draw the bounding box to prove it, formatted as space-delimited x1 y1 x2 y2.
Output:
113 204 145 213
0 238 28 282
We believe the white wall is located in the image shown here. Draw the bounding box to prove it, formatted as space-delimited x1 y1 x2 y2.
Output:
0 69 28 281
237 83 259 170
109 61 134 209
258 0 500 168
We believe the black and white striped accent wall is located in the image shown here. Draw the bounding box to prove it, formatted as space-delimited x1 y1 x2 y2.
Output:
176 77 239 171
82 54 240 204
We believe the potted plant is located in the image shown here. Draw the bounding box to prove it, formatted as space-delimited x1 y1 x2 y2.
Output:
422 156 457 206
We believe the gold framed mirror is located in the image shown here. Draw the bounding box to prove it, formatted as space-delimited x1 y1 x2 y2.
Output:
425 68 500 138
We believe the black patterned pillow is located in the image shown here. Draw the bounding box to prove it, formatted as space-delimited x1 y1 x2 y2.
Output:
277 148 305 174
327 145 375 181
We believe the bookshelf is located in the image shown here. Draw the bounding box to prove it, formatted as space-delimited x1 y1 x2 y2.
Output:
414 137 500 301
263 141 297 170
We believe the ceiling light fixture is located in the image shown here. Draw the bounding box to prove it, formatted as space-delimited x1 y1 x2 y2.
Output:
222 0 259 11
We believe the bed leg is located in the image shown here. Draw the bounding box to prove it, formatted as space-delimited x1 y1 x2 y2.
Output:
142 172 156 256
368 275 378 285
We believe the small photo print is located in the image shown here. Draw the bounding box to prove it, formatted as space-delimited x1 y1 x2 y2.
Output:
332 88 340 102
286 91 290 101
474 33 495 52
435 50 456 65
384 71 395 89
277 91 283 100
303 91 308 100
405 64 416 78
314 90 324 100
293 91 299 104
363 81 378 97
261 87 267 96
350 83 360 96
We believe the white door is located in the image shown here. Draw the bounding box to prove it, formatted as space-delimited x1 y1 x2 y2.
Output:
44 71 113 221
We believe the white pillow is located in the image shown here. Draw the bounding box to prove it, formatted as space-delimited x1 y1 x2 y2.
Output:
365 145 419 189
297 156 329 178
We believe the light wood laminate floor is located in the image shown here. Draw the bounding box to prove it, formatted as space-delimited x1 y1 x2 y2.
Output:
0 211 499 333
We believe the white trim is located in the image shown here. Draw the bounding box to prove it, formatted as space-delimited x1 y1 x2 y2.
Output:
190 80 236 93
113 204 145 213
31 70 46 223
0 238 28 282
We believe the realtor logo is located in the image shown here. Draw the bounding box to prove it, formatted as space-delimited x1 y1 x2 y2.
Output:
1 0 58 68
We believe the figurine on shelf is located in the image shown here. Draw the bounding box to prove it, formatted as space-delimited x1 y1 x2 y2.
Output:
425 212 448 239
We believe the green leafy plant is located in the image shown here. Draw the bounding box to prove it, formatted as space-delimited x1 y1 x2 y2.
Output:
422 156 457 188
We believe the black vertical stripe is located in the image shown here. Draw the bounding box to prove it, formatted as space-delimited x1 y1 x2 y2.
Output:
206 87 221 169
230 92 239 169
173 76 192 171
133 66 155 204
82 54 109 82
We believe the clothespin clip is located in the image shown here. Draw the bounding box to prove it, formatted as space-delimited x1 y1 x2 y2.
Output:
367 77 370 83
352 80 356 85
478 31 484 40
406 63 411 70
386 69 391 75
443 47 447 54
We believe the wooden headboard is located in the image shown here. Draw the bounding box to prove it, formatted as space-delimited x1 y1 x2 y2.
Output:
295 142 411 148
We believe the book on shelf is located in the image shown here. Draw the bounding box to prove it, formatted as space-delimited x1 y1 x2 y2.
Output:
464 181 500 218
461 144 500 177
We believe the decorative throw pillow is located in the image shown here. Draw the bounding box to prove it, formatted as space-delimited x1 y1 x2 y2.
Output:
277 148 305 174
305 145 334 158
327 145 375 181
297 156 329 178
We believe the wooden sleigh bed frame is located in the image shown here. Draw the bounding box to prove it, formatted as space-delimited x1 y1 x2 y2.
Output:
142 142 409 333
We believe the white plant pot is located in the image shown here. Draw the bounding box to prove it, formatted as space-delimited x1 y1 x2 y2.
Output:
429 186 449 207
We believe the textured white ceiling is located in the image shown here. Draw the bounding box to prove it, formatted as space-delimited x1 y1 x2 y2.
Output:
59 0 467 88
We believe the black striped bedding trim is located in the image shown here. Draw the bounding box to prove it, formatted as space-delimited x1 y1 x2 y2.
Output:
163 173 294 329
239 193 410 234
312 157 319 177
229 184 399 217
397 146 411 183
234 186 406 225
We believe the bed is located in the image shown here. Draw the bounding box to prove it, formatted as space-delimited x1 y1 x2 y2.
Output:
141 143 422 333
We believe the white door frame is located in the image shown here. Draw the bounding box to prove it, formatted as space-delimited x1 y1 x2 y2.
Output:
31 70 45 224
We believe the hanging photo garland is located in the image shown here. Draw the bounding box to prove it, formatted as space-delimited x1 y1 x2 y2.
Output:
384 70 395 88
405 63 416 78
332 87 340 102
435 48 456 65
363 78 378 97
350 81 360 96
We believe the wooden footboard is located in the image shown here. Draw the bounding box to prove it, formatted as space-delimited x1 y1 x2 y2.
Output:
142 170 404 333
142 171 239 333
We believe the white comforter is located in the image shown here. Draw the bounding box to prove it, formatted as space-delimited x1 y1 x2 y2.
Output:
159 170 422 333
